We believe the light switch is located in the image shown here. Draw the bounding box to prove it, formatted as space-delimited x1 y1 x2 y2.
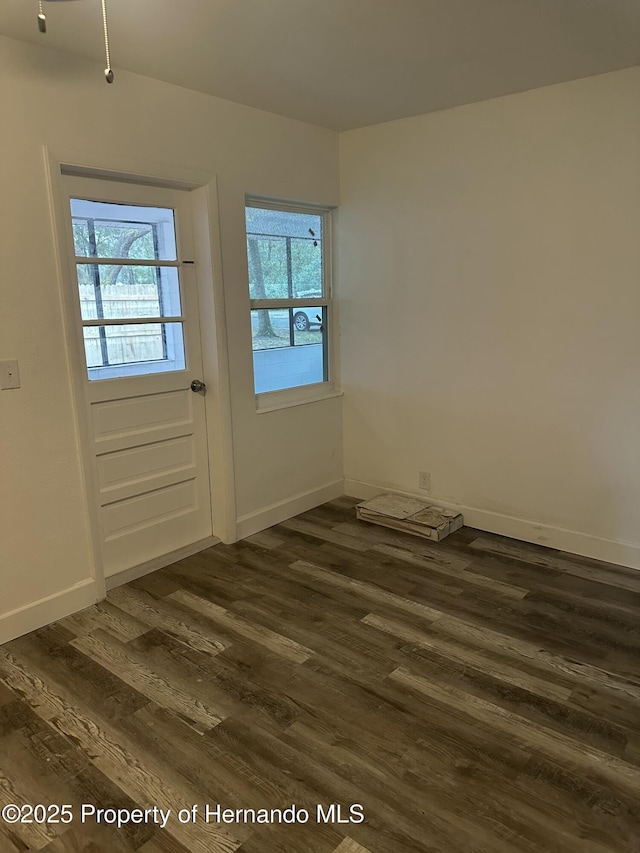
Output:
1 360 20 390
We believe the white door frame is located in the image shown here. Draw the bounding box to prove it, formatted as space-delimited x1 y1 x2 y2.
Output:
44 145 237 596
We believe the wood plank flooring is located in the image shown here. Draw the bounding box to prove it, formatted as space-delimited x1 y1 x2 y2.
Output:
2 496 640 852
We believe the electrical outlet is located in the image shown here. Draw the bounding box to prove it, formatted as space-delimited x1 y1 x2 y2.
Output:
419 471 431 491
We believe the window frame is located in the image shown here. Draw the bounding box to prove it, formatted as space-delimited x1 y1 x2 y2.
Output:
68 195 187 381
245 196 339 410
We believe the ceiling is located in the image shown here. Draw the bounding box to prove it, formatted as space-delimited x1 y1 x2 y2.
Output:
1 0 639 131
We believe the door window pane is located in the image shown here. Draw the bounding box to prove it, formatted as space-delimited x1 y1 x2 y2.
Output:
83 323 185 380
77 266 181 320
71 199 177 260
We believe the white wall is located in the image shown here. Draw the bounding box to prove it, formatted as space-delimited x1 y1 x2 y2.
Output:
339 68 640 567
0 35 341 638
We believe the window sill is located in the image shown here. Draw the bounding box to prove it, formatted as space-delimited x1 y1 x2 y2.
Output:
255 385 343 414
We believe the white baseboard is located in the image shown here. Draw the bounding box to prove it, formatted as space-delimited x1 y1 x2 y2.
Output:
344 478 640 571
0 579 99 646
236 479 345 540
106 536 219 590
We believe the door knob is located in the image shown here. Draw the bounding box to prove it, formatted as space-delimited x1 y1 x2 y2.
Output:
190 379 206 393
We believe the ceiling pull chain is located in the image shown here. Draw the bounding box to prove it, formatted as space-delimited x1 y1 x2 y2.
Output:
101 0 114 83
37 0 46 33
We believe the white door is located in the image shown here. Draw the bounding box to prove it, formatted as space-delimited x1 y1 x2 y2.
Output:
62 175 213 579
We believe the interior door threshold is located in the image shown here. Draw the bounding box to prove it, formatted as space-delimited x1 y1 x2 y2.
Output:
105 536 220 591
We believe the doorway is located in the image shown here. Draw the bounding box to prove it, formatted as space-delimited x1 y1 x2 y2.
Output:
61 175 215 581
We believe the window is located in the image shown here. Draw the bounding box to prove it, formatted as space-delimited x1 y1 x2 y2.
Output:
246 201 332 398
70 197 186 380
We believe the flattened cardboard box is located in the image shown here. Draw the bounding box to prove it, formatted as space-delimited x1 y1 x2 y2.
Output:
356 493 463 542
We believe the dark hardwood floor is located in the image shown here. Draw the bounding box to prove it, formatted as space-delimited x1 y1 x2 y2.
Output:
2 496 640 852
